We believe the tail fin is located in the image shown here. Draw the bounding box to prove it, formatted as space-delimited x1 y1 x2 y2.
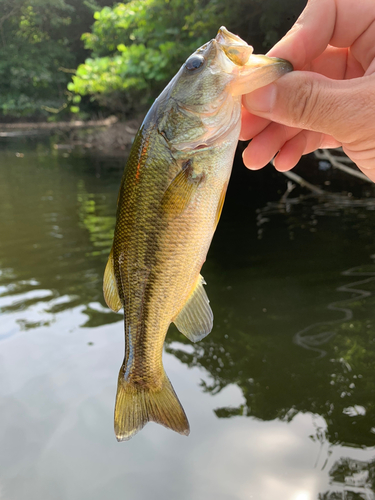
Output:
114 369 190 441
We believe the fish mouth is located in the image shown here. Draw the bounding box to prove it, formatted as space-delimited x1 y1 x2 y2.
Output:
215 26 293 96
215 26 254 66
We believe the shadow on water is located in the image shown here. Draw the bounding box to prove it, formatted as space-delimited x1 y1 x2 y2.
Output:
2 138 375 498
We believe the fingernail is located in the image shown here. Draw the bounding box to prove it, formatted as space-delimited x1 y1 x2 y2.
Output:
243 83 277 115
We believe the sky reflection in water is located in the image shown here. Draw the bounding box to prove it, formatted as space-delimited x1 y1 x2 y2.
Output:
1 138 375 500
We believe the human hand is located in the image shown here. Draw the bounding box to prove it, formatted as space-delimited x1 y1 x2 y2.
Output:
240 0 375 182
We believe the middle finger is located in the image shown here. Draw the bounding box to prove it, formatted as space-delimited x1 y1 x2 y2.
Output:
242 122 302 169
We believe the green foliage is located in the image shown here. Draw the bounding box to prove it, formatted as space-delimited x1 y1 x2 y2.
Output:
68 0 220 112
0 0 109 119
69 0 305 114
0 0 70 117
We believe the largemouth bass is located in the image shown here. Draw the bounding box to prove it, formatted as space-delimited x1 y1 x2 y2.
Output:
103 27 292 441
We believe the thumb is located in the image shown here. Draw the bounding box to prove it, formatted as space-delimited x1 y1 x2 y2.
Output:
242 71 375 145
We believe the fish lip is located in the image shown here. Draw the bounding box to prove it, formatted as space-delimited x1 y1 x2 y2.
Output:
244 55 294 72
215 26 247 46
228 54 293 96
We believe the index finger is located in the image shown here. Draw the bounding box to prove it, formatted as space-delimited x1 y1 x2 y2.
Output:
239 107 271 141
267 0 375 70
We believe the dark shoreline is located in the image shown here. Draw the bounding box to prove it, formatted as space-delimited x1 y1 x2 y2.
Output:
0 116 144 157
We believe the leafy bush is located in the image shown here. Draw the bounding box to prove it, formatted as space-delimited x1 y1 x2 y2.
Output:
0 0 108 120
68 0 220 112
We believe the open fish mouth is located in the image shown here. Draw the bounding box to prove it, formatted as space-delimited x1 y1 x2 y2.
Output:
215 26 293 95
216 26 255 66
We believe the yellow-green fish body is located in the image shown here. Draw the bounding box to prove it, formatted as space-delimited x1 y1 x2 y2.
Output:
103 27 292 441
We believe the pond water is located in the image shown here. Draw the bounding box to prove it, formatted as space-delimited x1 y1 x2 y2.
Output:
1 136 375 500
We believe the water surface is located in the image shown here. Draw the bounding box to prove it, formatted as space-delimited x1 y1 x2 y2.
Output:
1 137 375 500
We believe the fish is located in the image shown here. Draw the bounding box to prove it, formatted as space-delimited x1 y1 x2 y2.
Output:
103 26 293 441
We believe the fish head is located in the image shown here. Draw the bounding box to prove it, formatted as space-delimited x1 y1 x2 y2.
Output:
157 27 293 149
171 26 292 102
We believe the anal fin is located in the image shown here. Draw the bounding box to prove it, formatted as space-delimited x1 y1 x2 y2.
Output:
173 275 213 342
103 247 122 312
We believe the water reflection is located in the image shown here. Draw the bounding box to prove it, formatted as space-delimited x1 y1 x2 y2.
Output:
0 140 120 331
166 188 375 451
76 179 115 258
2 139 375 499
319 456 375 499
293 265 375 358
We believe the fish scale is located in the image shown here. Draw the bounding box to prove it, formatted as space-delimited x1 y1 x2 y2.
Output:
103 26 293 441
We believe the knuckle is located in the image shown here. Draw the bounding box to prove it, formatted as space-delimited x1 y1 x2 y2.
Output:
289 79 319 127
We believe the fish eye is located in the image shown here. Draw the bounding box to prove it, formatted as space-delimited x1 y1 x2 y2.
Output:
185 54 205 71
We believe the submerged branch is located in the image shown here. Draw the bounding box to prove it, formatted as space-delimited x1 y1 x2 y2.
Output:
281 170 326 196
270 149 373 201
270 158 326 196
315 149 372 183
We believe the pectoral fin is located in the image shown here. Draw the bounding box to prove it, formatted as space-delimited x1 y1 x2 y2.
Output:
174 275 213 342
161 161 205 217
103 247 122 312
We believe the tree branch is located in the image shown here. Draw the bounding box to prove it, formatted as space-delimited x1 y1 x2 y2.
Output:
0 1 25 47
315 149 372 183
281 169 326 196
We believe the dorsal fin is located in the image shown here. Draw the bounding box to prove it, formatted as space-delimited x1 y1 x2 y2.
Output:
173 275 213 342
103 247 122 312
